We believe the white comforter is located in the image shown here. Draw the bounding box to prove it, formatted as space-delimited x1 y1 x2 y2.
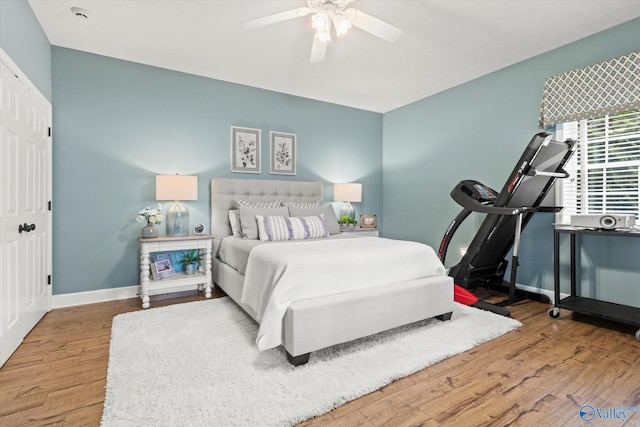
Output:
240 237 447 351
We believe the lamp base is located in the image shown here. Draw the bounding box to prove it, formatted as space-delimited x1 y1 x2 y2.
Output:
339 202 356 225
166 201 189 237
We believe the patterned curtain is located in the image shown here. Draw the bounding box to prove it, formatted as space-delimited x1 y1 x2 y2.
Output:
539 50 640 128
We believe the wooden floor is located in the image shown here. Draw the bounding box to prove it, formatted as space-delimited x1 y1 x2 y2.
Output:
1 289 639 427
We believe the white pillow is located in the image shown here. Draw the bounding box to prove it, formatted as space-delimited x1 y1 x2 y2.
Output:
239 206 290 239
228 210 241 237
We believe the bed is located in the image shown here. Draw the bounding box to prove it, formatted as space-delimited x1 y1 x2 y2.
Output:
211 178 454 365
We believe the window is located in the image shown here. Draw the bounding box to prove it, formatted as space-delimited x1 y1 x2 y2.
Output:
556 108 640 224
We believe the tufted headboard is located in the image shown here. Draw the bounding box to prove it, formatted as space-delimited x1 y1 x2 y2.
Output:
210 178 323 239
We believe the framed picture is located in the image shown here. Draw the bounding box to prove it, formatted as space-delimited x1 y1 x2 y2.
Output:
231 126 261 173
150 252 177 279
360 214 377 228
270 131 296 175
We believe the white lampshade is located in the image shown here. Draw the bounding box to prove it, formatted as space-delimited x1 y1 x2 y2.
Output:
334 183 362 202
156 175 198 201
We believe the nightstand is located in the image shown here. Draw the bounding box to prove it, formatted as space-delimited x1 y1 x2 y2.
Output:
341 227 380 237
139 234 213 309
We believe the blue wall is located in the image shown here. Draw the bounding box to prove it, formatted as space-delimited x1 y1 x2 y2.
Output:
0 0 51 101
383 18 640 305
51 47 382 294
4 0 639 306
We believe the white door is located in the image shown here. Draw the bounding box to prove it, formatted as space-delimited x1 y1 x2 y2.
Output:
0 49 52 367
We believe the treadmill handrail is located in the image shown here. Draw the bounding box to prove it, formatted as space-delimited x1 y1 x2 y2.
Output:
526 167 570 178
451 190 564 215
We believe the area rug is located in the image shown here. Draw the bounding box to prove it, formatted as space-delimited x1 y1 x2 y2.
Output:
101 297 521 427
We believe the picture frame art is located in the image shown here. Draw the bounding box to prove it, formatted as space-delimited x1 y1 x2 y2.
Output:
360 214 377 228
150 252 177 279
231 126 261 174
270 131 296 175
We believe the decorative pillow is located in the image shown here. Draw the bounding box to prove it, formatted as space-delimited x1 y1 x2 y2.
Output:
302 214 330 239
288 217 308 240
228 210 241 237
239 206 290 239
288 205 340 234
256 215 288 241
255 215 302 241
255 215 329 241
236 198 282 208
283 200 323 208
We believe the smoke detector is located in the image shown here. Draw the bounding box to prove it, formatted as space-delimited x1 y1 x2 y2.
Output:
70 7 91 19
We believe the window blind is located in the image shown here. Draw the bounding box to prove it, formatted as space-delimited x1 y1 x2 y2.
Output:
556 108 640 224
539 51 640 129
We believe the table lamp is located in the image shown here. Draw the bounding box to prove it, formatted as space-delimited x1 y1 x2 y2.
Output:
156 174 198 236
334 182 362 224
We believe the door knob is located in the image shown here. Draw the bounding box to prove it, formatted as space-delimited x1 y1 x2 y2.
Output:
18 223 36 233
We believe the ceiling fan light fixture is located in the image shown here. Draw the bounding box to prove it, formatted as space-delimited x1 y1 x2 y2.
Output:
242 0 401 63
311 12 329 30
316 27 332 42
332 14 351 36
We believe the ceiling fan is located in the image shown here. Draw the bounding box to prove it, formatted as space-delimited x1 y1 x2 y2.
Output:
242 0 402 63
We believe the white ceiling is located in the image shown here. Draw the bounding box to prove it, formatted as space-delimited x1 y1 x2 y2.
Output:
28 0 640 113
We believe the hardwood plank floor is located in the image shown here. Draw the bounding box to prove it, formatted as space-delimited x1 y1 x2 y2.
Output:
1 288 639 426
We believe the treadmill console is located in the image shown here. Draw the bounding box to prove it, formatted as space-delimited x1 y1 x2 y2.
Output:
456 180 499 203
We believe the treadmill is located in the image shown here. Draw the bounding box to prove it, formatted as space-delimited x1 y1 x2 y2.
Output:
439 132 577 312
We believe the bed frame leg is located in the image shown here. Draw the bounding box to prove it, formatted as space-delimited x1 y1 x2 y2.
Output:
287 351 310 366
436 312 452 321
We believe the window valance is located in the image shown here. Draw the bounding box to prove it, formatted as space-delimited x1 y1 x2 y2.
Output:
538 50 640 128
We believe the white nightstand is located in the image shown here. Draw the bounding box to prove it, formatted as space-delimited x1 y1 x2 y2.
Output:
341 227 380 237
138 234 213 309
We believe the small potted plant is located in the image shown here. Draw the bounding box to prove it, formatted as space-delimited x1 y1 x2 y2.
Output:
181 249 202 275
339 215 357 231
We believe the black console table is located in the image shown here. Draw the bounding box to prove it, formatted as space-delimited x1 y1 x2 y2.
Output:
550 225 640 341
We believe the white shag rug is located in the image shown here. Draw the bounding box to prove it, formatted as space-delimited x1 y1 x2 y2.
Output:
102 297 521 427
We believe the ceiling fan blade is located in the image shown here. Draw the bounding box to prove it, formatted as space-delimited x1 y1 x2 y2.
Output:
348 8 402 43
310 37 327 63
242 7 310 30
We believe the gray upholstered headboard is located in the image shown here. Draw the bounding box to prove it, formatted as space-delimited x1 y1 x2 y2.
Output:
210 178 323 239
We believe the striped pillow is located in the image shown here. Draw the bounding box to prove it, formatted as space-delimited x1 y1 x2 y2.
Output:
256 215 290 241
255 215 329 241
302 214 329 239
287 217 308 240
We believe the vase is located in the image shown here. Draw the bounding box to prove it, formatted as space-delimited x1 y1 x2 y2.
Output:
185 263 196 275
141 223 159 238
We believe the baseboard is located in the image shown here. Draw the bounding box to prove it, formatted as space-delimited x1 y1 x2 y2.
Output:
516 283 568 302
53 285 139 309
51 282 565 310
